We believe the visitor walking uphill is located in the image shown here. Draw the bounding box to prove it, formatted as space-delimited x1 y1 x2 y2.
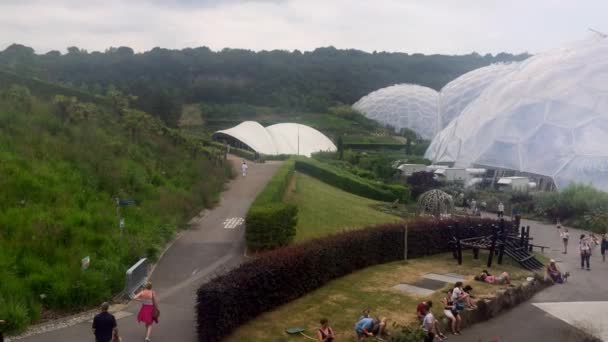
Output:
579 234 592 271
601 234 608 262
134 281 160 342
497 202 505 218
92 302 117 342
560 228 570 254
241 160 248 176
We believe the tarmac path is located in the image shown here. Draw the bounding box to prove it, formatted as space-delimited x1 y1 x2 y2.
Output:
450 213 608 342
17 156 281 342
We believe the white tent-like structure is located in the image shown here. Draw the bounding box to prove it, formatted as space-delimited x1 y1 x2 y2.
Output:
426 36 608 191
213 121 336 157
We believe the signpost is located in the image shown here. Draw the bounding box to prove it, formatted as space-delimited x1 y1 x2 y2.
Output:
116 198 136 238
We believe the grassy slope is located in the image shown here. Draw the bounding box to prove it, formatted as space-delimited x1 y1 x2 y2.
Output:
0 98 230 332
228 252 539 341
287 173 400 242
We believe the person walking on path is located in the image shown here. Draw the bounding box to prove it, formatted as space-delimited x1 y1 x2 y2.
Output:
497 202 505 218
579 234 592 271
601 234 608 262
134 282 159 342
92 302 117 342
560 228 570 254
241 160 248 177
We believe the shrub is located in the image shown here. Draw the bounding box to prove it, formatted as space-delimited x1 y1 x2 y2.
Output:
245 159 298 250
294 158 410 202
197 217 511 341
229 146 256 161
407 171 441 199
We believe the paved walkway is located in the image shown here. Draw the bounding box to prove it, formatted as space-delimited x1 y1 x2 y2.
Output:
17 156 281 342
450 214 608 342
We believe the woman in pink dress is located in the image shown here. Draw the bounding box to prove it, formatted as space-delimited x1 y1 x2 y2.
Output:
133 282 158 342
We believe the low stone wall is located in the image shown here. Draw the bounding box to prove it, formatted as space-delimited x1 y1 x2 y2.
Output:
445 274 553 329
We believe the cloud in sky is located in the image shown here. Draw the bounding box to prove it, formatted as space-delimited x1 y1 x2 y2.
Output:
0 0 606 54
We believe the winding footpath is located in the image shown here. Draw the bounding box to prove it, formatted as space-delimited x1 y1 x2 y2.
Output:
451 214 608 342
17 156 282 342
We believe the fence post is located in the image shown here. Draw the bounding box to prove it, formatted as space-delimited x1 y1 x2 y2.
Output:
403 224 408 261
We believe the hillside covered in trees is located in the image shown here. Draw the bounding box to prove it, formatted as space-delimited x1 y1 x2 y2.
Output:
0 44 529 127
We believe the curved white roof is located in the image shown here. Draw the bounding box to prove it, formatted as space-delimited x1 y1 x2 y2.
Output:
353 84 440 139
439 62 520 129
426 36 608 191
214 121 336 157
215 121 277 155
266 123 336 157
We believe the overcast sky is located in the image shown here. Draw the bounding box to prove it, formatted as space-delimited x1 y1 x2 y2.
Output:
0 0 606 55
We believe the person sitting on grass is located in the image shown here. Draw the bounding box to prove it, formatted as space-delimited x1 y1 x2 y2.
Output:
452 281 476 310
354 316 387 341
317 318 334 342
546 259 569 284
475 270 511 285
442 289 462 335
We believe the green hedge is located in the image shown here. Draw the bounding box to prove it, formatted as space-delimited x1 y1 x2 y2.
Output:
245 159 298 250
294 158 409 202
343 142 406 150
229 147 256 161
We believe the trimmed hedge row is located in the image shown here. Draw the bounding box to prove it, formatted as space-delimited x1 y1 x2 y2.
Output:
229 146 256 161
197 217 511 341
343 142 406 150
294 157 410 202
245 159 298 251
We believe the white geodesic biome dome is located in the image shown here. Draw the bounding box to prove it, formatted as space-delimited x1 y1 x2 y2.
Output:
426 36 608 191
213 121 336 157
352 84 440 139
439 62 520 129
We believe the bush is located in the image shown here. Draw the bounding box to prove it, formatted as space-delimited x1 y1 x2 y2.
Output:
407 171 441 199
245 159 298 250
197 217 511 341
294 158 410 202
229 146 256 161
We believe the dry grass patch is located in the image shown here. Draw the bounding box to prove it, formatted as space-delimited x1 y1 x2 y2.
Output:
227 252 541 341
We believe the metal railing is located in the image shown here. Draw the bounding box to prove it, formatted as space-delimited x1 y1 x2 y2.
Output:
125 258 148 299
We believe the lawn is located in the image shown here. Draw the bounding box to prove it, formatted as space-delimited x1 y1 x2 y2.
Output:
227 252 540 342
286 173 401 242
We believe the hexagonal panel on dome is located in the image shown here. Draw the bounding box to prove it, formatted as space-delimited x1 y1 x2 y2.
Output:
545 100 600 128
475 140 520 170
573 118 608 155
521 124 574 175
554 156 608 190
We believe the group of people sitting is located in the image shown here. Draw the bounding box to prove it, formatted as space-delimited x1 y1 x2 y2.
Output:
416 281 478 341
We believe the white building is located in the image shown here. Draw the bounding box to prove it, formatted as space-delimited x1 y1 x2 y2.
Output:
497 177 530 192
397 164 429 177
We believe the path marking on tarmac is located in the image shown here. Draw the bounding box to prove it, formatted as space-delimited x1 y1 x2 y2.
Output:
223 217 244 229
533 301 608 340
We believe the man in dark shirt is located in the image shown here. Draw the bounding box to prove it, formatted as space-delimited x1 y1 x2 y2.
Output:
92 302 117 342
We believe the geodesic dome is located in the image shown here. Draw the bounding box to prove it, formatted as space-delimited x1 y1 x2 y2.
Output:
353 84 440 139
427 36 608 191
439 62 520 129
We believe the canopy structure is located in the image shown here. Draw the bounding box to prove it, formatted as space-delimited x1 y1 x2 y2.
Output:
213 121 336 157
426 35 608 191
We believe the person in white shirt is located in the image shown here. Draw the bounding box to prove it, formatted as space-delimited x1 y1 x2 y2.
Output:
421 304 444 342
241 161 248 177
497 202 505 218
560 228 569 254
